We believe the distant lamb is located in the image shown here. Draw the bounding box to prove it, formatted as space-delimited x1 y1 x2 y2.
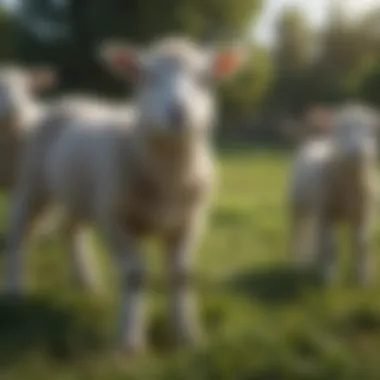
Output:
289 103 380 283
3 37 244 351
0 66 56 188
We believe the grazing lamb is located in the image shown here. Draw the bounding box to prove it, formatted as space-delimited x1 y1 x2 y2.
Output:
0 66 56 189
289 103 380 283
3 37 244 350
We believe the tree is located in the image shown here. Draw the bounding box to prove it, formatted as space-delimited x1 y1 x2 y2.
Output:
359 62 380 106
87 0 262 43
85 0 266 101
309 2 379 103
271 7 313 114
220 45 274 118
0 7 15 62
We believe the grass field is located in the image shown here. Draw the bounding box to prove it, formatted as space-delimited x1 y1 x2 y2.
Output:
1 148 380 379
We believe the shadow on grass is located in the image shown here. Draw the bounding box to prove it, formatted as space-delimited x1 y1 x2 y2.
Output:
0 296 104 366
225 265 323 305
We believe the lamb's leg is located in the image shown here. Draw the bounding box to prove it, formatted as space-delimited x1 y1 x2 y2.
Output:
100 219 146 352
63 221 101 293
351 217 374 285
316 221 336 283
165 224 203 347
113 232 145 351
3 188 45 296
289 208 316 269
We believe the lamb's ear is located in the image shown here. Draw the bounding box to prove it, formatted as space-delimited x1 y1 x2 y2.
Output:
98 41 141 80
28 67 57 91
210 47 246 80
304 106 334 135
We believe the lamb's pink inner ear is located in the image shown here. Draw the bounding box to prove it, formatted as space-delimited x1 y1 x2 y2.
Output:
106 48 140 78
212 50 243 79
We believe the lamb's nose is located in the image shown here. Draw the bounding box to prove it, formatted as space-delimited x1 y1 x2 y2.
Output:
169 103 186 129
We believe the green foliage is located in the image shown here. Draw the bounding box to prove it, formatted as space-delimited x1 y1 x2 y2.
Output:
271 4 380 114
13 0 265 109
359 62 380 106
0 7 15 61
88 0 262 43
270 7 313 113
220 45 274 117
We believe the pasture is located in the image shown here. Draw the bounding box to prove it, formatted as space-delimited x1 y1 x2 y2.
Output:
1 147 380 379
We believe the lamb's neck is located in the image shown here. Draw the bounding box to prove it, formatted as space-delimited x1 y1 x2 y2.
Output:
135 132 212 189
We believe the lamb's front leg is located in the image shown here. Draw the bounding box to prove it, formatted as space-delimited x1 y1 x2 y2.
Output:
63 221 101 293
289 208 318 270
4 189 45 296
316 221 337 283
3 199 31 296
101 222 146 352
117 245 146 352
165 222 204 347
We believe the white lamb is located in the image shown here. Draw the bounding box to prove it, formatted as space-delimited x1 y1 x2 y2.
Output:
289 103 380 283
3 37 244 351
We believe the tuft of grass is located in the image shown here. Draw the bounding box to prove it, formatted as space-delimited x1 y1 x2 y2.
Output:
1 148 380 379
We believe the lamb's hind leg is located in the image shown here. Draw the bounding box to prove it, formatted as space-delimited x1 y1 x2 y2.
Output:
63 220 102 293
3 186 46 296
351 215 374 285
316 221 337 283
289 207 316 270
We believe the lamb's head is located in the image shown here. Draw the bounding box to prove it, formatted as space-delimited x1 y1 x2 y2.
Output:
0 66 56 124
280 106 334 144
332 104 380 159
100 36 244 137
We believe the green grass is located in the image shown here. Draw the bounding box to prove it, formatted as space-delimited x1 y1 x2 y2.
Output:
2 149 380 379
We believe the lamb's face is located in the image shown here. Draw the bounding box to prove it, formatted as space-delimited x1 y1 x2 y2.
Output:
101 37 244 137
135 45 216 135
0 67 56 124
332 107 379 158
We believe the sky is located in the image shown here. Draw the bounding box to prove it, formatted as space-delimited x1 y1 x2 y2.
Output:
254 0 380 45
